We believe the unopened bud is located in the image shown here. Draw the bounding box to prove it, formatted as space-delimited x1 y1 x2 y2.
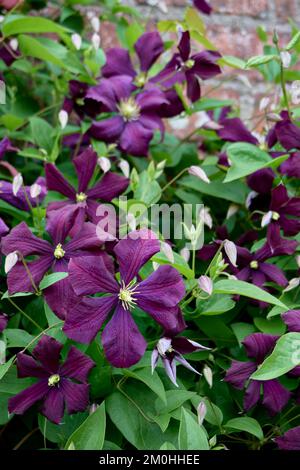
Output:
118 159 130 178
71 33 82 51
203 365 213 388
98 156 111 173
198 275 213 296
224 240 237 267
280 51 291 68
197 401 207 426
12 173 23 196
180 247 190 262
58 110 68 130
161 242 174 264
30 183 42 199
188 165 210 184
91 16 100 32
5 251 18 274
92 33 101 51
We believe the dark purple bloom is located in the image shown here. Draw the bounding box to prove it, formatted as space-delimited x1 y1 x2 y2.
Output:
225 333 291 414
0 217 9 238
151 335 209 386
87 76 168 156
102 31 164 87
8 335 94 424
267 111 300 151
193 0 212 14
279 152 300 179
63 80 101 119
282 310 300 333
265 184 300 237
45 146 129 233
0 176 47 211
154 31 221 103
64 229 185 368
1 208 105 319
276 426 300 450
0 137 17 160
0 313 8 333
247 168 275 195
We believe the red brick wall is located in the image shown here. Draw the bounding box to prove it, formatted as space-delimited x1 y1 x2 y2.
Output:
127 0 300 120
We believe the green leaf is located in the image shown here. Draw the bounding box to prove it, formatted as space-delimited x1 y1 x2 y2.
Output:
219 55 246 69
224 143 288 182
245 54 279 68
185 7 205 34
39 272 68 290
180 174 248 203
152 251 194 280
196 294 235 316
5 329 34 348
179 408 209 450
123 367 166 404
18 35 66 67
65 402 106 450
0 356 16 381
286 31 300 51
191 396 223 427
214 279 288 308
224 417 264 440
30 117 54 155
160 442 177 450
3 16 68 36
251 332 300 380
254 316 286 335
155 390 197 415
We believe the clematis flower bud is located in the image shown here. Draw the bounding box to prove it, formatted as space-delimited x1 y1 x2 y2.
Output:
224 239 237 267
199 206 213 229
118 159 130 178
261 210 273 227
12 173 23 196
284 278 300 293
9 38 18 51
226 204 239 219
92 33 101 51
161 241 174 264
180 247 190 262
5 251 18 274
71 33 82 51
91 16 100 32
203 364 213 388
30 183 42 199
198 275 213 295
98 156 111 173
58 110 68 130
188 165 210 184
197 401 207 426
280 51 291 69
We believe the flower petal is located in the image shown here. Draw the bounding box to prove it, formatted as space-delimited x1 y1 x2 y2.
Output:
68 256 119 296
45 163 76 199
178 31 191 62
7 256 53 294
224 360 256 389
89 116 124 143
102 304 147 368
60 346 95 383
244 380 261 411
243 333 278 363
119 121 153 156
87 171 129 201
73 146 97 193
102 48 135 78
46 204 81 245
259 262 288 287
114 229 160 284
217 117 258 145
33 335 63 374
137 265 185 306
262 379 291 414
276 426 300 450
282 309 300 332
40 387 64 424
65 222 104 255
16 353 48 379
8 380 49 415
61 380 90 415
135 31 164 72
1 221 52 257
63 296 117 343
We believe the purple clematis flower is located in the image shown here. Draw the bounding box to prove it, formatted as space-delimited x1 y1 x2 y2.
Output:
151 335 209 386
0 313 8 333
267 111 300 151
64 229 186 368
276 426 300 450
225 333 291 414
102 31 164 88
282 309 300 333
0 137 17 160
0 217 9 238
1 208 105 319
193 0 212 14
279 151 300 179
154 31 221 103
45 146 129 234
87 75 168 156
0 176 47 211
264 184 300 237
8 335 95 424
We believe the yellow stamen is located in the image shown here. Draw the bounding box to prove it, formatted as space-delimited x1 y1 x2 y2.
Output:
250 260 259 269
76 192 87 203
118 97 141 122
48 374 60 387
272 211 280 221
54 243 65 259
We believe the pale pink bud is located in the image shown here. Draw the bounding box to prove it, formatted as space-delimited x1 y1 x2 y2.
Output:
188 166 210 184
203 365 213 388
198 275 213 296
197 401 207 426
12 173 23 196
224 240 237 267
226 204 239 219
9 38 18 51
261 210 273 228
58 110 68 130
91 16 100 32
5 251 18 274
161 242 174 264
92 33 101 51
71 33 82 50
118 159 130 178
280 51 291 68
98 156 111 173
199 207 213 229
30 183 42 199
284 278 300 293
180 247 190 262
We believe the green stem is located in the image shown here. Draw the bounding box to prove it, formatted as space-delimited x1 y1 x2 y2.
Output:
7 297 43 331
